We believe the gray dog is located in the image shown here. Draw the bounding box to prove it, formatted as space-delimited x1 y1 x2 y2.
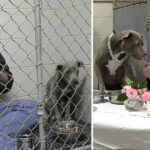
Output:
95 30 147 90
44 61 86 122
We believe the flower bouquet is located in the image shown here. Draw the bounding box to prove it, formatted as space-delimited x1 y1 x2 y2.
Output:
117 77 150 111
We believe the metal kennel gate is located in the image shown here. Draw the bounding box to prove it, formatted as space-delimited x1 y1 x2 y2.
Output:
0 0 91 149
113 0 150 82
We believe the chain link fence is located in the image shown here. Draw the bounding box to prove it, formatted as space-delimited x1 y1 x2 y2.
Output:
0 0 91 149
114 0 147 9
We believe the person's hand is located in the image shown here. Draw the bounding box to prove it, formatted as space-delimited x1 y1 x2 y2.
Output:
143 63 150 78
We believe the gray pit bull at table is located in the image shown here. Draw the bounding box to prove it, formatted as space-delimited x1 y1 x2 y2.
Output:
94 30 147 91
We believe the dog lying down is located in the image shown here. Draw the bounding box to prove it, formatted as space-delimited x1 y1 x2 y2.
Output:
44 61 86 121
95 30 147 90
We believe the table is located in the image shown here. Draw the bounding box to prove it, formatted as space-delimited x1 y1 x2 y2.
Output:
93 100 150 150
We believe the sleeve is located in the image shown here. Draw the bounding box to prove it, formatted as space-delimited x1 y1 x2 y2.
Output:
0 53 14 94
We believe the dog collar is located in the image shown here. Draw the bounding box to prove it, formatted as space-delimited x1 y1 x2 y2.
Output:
106 33 128 75
107 33 128 62
107 33 117 60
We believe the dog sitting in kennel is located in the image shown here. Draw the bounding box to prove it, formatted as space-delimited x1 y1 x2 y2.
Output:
44 61 86 121
42 61 91 149
44 61 86 133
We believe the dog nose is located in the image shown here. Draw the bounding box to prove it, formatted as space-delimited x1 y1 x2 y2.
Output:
77 61 84 67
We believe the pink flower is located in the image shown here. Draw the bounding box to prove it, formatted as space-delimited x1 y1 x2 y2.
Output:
141 92 150 102
137 89 142 94
137 88 147 94
121 89 126 93
126 88 138 100
121 86 131 93
141 88 147 93
124 86 131 90
137 89 144 94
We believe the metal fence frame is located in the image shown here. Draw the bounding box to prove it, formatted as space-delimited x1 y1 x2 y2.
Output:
34 0 46 149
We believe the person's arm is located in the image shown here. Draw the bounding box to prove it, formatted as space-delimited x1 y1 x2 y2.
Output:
146 78 150 89
143 63 150 90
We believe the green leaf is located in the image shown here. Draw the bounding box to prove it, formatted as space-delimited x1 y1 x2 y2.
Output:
131 81 147 89
117 93 128 101
124 76 147 89
138 81 147 89
131 82 139 89
124 76 133 85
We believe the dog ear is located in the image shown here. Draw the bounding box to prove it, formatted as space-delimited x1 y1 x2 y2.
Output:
141 35 143 39
77 61 84 67
121 32 132 40
113 30 116 34
56 65 63 70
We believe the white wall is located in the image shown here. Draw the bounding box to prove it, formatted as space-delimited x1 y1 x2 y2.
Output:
0 0 91 122
93 0 113 89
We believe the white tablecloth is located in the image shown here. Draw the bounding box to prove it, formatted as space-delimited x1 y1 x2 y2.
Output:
93 102 150 150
